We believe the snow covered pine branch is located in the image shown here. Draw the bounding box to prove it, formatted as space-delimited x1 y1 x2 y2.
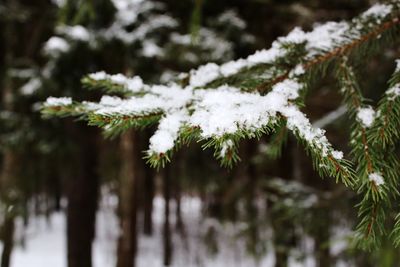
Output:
42 0 400 248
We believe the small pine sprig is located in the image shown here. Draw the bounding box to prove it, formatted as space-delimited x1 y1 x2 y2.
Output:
370 61 400 148
82 72 145 97
336 57 396 248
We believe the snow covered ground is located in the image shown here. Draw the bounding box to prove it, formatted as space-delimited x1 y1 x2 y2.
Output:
3 194 349 267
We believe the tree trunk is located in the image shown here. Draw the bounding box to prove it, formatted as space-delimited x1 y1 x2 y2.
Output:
116 130 139 267
174 152 185 234
163 165 172 266
143 164 154 236
245 140 259 256
315 210 331 267
0 217 15 267
0 10 17 266
66 123 99 267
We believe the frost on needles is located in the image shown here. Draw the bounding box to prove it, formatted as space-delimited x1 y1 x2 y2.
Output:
42 0 400 249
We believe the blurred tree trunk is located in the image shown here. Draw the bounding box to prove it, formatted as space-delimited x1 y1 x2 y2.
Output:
117 130 139 267
271 139 296 267
142 130 154 236
0 7 17 266
143 163 154 236
66 123 99 267
174 152 185 234
0 153 18 267
0 216 15 267
245 140 259 256
163 165 172 266
315 209 331 267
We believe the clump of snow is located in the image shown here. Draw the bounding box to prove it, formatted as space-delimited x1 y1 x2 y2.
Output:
189 86 271 137
290 64 305 77
126 77 144 92
88 72 144 93
361 3 392 21
149 111 188 154
220 139 234 157
217 10 246 29
278 27 307 44
80 73 344 161
99 96 124 106
44 97 72 107
331 150 344 160
51 0 65 6
220 59 248 77
43 37 70 56
57 25 91 42
189 63 220 87
20 78 42 95
396 59 400 73
142 40 163 57
88 71 108 80
305 22 352 57
247 48 283 65
112 0 144 25
369 172 384 186
386 84 400 100
356 106 376 128
94 84 193 117
109 74 128 84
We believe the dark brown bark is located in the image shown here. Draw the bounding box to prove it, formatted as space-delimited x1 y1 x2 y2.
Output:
116 130 139 267
66 123 99 267
0 217 15 267
163 165 172 266
0 7 17 266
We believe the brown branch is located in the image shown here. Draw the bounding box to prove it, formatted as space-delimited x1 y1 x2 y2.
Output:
97 112 163 123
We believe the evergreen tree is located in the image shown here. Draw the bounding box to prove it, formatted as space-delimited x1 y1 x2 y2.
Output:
42 0 400 251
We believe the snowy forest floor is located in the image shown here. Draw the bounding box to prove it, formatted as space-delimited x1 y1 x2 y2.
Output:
1 192 349 267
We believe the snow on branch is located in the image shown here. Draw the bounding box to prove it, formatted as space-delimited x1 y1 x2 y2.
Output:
42 2 400 184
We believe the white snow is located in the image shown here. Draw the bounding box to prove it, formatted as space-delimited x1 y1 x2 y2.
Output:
142 40 163 57
88 71 108 81
396 59 400 72
220 139 234 157
220 59 247 77
51 0 66 7
88 72 144 93
47 76 345 161
189 63 220 87
386 84 400 99
247 48 283 65
369 172 384 186
361 3 392 21
57 25 91 42
356 106 376 128
44 97 72 107
217 10 246 29
331 151 344 160
149 111 188 154
43 37 70 56
20 78 42 95
7 195 281 267
291 64 305 77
